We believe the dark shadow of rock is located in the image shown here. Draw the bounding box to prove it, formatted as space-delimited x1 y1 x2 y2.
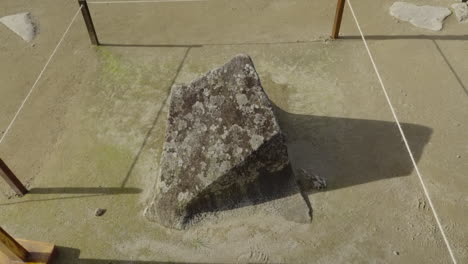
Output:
272 105 433 195
184 162 300 225
172 104 432 225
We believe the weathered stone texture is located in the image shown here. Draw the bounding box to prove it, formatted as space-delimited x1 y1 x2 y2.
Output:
145 54 292 229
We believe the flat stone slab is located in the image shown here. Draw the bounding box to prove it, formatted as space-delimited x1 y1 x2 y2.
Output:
145 54 293 229
0 12 37 42
390 2 452 31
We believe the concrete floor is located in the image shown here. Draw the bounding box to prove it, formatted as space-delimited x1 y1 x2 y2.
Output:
0 0 466 263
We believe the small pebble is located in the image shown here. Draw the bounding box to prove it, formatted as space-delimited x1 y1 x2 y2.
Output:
393 250 400 256
95 208 106 216
457 155 461 159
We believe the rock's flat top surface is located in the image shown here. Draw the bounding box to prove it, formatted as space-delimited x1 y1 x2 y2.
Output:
390 2 452 31
0 12 37 42
146 54 291 229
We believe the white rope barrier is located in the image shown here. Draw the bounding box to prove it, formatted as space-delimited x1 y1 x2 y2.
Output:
0 6 83 145
346 1 458 263
0 3 458 263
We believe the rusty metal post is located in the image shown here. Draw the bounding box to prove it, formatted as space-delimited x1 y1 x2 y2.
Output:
0 158 28 196
331 0 346 39
0 227 29 262
78 0 99 45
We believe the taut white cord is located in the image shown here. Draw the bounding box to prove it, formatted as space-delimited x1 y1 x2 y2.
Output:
346 1 457 263
0 6 83 145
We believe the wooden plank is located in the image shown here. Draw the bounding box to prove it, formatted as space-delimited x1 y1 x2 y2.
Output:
0 158 28 196
18 239 55 264
0 240 55 264
0 229 55 264
78 0 99 45
331 0 346 39
0 227 29 262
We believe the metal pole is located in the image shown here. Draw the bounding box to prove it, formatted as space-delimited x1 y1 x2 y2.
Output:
0 158 28 196
331 0 346 39
78 0 99 45
0 227 29 262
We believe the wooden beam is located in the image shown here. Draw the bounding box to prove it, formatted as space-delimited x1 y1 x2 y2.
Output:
0 227 56 264
78 0 99 45
331 0 346 39
0 227 29 262
0 158 28 196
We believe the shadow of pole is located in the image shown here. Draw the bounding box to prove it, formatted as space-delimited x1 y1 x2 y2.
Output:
99 43 202 48
28 187 141 194
120 47 192 188
432 39 468 97
98 34 468 47
52 246 279 264
0 188 142 206
0 194 105 206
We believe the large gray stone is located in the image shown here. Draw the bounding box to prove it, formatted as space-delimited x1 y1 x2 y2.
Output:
389 2 451 31
145 54 293 229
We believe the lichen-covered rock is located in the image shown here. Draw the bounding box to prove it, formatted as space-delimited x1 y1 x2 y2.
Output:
145 54 292 229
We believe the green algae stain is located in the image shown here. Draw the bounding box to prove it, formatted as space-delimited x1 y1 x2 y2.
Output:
97 47 131 79
95 47 166 94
